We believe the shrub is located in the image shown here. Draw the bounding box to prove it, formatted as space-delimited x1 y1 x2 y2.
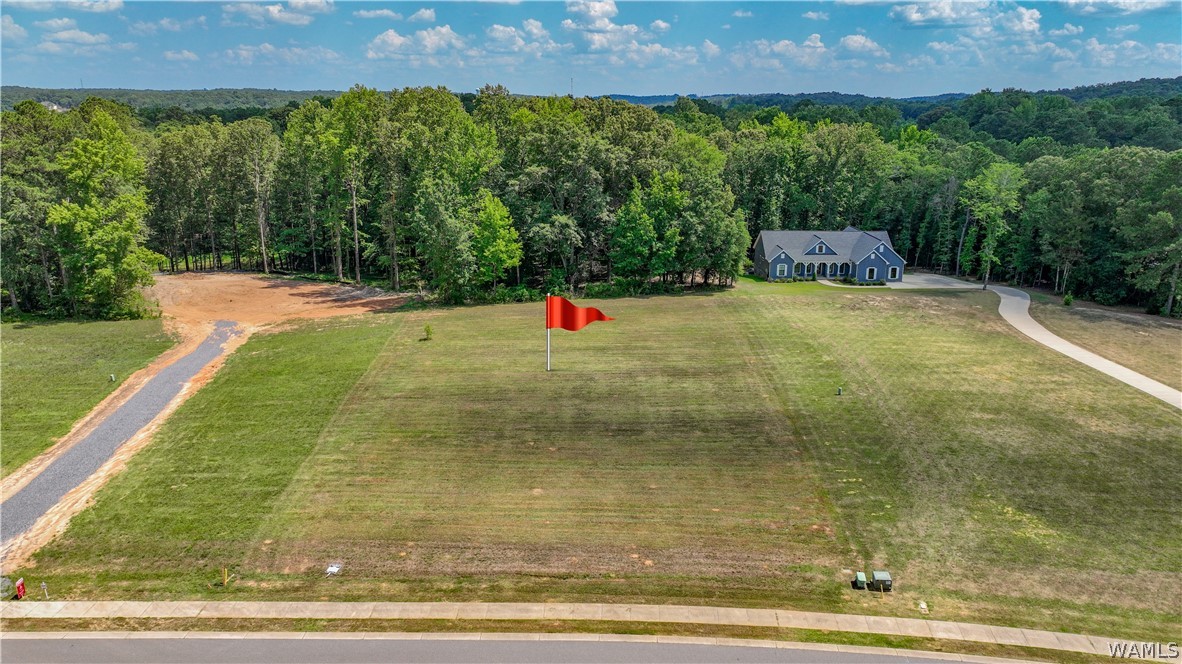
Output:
470 285 544 304
1063 293 1074 307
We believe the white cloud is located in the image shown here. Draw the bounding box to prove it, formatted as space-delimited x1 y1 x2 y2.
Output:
44 28 109 44
889 1 991 27
733 33 830 70
418 24 461 51
407 8 435 23
33 17 76 30
1078 36 1177 67
702 38 720 58
840 34 889 57
1007 39 1076 62
732 10 752 18
367 24 464 58
522 18 547 39
2 14 28 41
485 20 565 58
130 16 203 35
164 49 199 61
802 11 829 21
34 26 132 56
11 0 123 12
224 42 342 65
926 34 988 64
562 0 642 51
721 23 731 29
72 0 121 11
222 3 315 27
288 0 333 13
997 6 1041 35
1063 0 1171 15
1108 23 1140 37
366 29 410 55
354 9 401 19
559 0 695 67
877 62 904 73
1049 23 1084 37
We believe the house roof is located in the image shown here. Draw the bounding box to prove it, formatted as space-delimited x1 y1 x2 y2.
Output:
757 228 896 263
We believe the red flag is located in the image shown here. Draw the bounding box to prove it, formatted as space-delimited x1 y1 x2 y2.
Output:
546 295 613 331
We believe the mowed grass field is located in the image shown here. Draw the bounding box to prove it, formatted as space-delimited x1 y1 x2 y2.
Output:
20 281 1180 641
1027 298 1182 390
1 319 175 477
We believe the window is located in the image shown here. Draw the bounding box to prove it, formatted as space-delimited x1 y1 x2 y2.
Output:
816 243 825 253
889 267 899 280
840 264 849 275
867 267 877 281
796 263 804 276
806 263 814 275
776 263 788 277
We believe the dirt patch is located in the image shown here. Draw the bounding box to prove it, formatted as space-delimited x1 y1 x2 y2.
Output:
146 272 407 328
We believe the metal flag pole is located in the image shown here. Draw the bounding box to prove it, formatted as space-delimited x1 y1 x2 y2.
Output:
546 293 551 372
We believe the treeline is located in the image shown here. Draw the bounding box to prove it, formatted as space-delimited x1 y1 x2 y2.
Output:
0 87 341 112
695 97 1180 314
2 83 1180 319
1 86 750 314
656 85 1182 153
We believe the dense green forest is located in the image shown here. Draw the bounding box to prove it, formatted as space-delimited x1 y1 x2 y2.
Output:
2 80 1180 318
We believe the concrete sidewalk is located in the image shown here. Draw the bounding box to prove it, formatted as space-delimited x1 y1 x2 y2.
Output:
0 600 1153 659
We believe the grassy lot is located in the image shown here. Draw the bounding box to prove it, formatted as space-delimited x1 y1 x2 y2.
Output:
1027 297 1182 390
19 281 1180 641
0 319 175 477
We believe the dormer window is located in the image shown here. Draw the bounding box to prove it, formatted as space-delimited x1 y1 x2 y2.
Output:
879 244 885 253
816 243 825 253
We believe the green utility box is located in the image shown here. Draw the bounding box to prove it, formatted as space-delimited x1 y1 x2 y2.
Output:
870 570 892 592
852 571 867 590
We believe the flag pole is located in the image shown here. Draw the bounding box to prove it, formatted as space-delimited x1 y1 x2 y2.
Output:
546 293 551 372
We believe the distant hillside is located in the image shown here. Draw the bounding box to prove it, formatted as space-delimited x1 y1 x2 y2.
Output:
1036 77 1182 101
5 77 1178 114
609 91 937 109
0 87 341 112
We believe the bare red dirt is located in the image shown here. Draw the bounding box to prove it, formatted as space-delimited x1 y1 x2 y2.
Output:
146 272 407 327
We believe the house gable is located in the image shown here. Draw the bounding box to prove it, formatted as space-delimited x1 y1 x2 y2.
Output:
754 227 904 282
803 238 835 256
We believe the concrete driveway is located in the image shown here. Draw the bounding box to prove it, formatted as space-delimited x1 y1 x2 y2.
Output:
887 273 979 289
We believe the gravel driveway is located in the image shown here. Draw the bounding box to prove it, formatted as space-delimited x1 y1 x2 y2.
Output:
0 321 239 543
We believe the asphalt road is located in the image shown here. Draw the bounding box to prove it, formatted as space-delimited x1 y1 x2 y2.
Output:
0 321 238 543
0 638 972 664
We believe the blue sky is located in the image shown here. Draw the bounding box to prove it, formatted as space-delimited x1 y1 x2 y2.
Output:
2 1 1179 97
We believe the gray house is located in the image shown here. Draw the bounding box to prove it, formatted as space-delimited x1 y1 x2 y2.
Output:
753 227 905 283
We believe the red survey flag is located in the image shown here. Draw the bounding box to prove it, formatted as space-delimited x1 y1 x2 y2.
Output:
546 295 613 331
